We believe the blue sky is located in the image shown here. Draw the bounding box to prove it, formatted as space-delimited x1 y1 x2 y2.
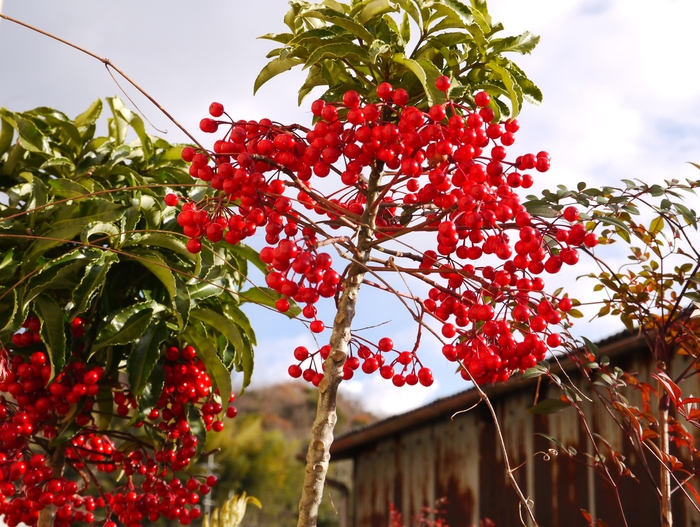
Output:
2 0 700 416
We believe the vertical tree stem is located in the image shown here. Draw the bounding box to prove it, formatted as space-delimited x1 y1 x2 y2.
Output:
659 389 673 527
296 169 383 527
37 443 66 527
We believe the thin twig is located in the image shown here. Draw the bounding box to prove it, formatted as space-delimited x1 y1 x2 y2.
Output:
0 13 205 150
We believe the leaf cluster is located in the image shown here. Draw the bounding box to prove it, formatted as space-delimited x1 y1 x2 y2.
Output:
0 99 258 443
256 0 541 117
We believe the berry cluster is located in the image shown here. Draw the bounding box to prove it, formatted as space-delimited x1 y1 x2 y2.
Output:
0 323 236 526
288 337 434 387
174 76 590 386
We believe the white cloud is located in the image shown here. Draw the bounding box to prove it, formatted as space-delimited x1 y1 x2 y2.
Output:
341 374 441 417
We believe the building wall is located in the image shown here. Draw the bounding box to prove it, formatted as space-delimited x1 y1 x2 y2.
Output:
348 351 700 527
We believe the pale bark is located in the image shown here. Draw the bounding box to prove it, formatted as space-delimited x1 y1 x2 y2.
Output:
296 168 382 527
659 391 672 527
38 443 66 527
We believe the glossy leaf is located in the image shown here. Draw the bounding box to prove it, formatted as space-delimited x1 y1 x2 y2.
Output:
68 255 119 319
190 308 246 354
254 56 306 95
92 302 157 352
34 293 66 380
128 320 168 399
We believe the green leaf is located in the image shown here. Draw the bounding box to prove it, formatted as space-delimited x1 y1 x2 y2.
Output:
396 0 421 28
528 398 571 414
92 302 156 352
125 250 177 303
302 9 375 42
25 200 128 263
190 308 246 355
48 179 90 198
123 233 194 261
81 222 121 246
96 384 114 430
0 248 18 283
139 194 162 230
581 336 599 356
224 304 257 346
23 249 96 307
521 364 548 380
391 54 446 106
106 97 128 145
524 204 559 218
620 312 635 333
34 293 66 380
595 214 632 234
128 321 168 398
173 275 192 331
649 215 665 234
0 117 14 157
184 324 232 409
484 61 522 116
305 42 372 69
258 32 295 44
356 0 395 24
0 289 19 336
10 114 50 153
136 362 165 419
186 404 207 469
489 31 540 55
40 157 75 170
254 56 306 95
74 99 103 129
239 287 301 318
70 251 119 318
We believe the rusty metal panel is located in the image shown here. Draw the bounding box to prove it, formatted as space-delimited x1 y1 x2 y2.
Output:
346 349 700 527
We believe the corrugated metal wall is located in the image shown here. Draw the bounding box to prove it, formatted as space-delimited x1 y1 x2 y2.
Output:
348 351 700 527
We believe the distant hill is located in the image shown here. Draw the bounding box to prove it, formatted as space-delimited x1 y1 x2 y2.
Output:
206 381 376 527
235 381 377 441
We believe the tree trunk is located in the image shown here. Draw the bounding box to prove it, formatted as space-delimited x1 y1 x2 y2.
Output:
296 168 383 527
659 391 673 527
38 443 66 527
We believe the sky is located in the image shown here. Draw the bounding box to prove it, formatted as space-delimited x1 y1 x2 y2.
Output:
2 0 700 417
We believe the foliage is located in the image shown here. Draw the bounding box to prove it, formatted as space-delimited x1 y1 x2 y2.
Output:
257 0 541 118
0 99 258 526
202 492 262 527
522 174 700 525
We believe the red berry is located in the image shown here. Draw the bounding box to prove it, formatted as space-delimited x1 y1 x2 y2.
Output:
563 206 579 223
435 76 451 92
311 99 325 116
558 297 573 312
392 88 409 106
199 118 218 133
343 90 361 108
186 238 203 254
377 338 393 352
584 232 599 247
377 82 393 100
209 102 224 117
71 317 85 338
165 193 179 207
474 91 490 107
